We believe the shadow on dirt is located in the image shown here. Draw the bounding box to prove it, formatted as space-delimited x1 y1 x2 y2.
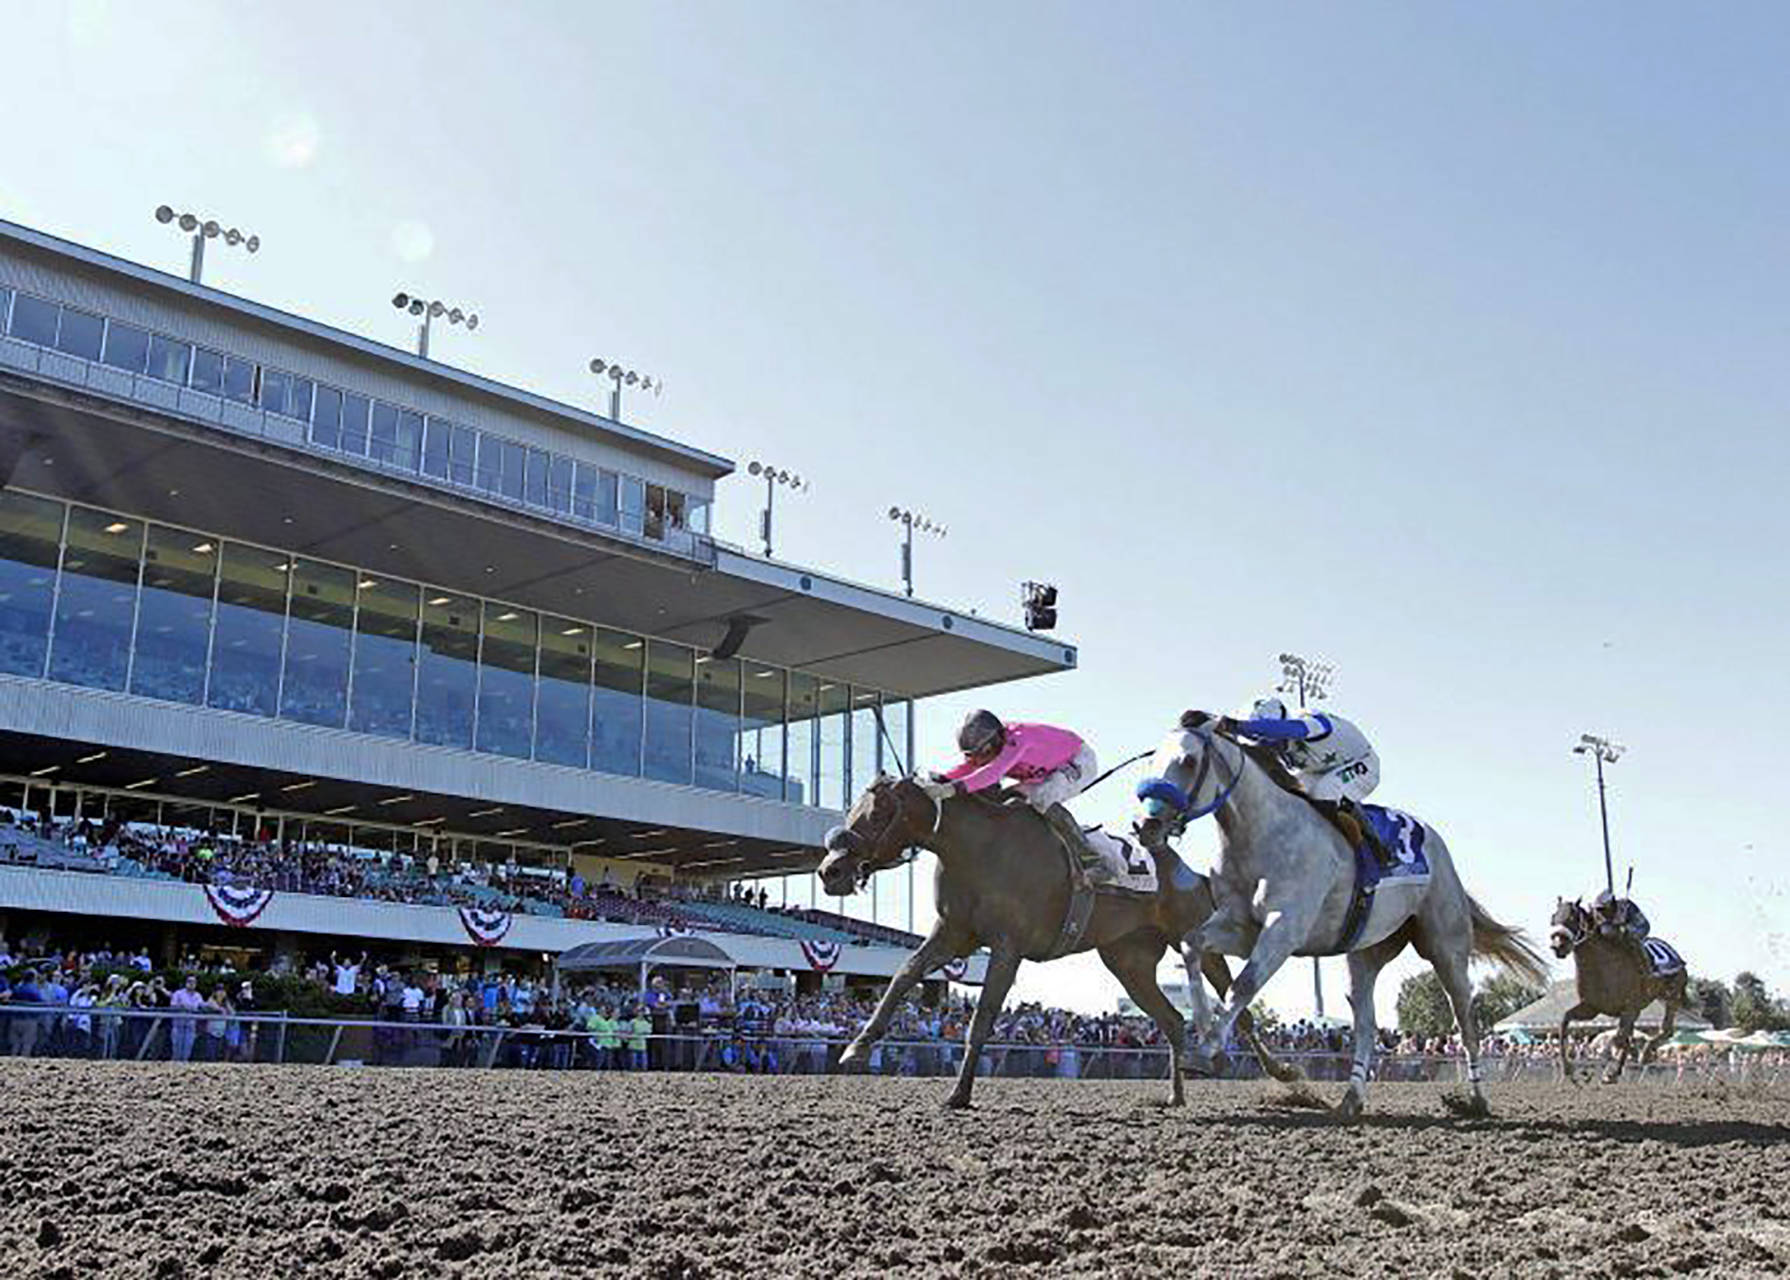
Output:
1219 1107 1790 1150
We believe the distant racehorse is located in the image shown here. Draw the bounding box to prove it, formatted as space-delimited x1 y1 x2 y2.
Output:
817 774 1296 1109
1548 897 1687 1084
1138 713 1548 1118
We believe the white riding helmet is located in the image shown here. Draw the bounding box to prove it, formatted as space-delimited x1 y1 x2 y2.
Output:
1251 696 1288 722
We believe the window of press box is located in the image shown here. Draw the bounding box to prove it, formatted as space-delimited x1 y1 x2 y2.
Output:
54 308 104 361
7 294 57 346
101 321 151 374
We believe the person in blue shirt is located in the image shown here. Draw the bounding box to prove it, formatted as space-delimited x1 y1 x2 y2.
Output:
1216 697 1395 870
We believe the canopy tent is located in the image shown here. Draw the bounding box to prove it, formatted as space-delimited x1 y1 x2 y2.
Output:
555 934 739 997
1699 1028 1790 1050
1493 979 1711 1036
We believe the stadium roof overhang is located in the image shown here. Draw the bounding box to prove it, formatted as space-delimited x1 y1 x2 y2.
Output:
0 376 1075 700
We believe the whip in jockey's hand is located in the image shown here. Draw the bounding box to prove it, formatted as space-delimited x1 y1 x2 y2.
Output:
1223 696 1396 871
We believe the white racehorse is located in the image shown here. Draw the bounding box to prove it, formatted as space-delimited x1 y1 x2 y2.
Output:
1136 711 1547 1118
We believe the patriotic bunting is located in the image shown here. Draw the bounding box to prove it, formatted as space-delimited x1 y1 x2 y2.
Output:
458 906 513 947
202 883 274 928
799 938 841 972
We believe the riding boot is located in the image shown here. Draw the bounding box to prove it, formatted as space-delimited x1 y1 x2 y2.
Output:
1317 799 1396 872
1043 805 1108 890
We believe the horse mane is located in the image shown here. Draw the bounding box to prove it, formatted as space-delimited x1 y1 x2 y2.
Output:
1232 737 1307 800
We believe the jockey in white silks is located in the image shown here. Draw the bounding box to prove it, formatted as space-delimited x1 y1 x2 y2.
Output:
918 710 1111 886
1216 697 1396 870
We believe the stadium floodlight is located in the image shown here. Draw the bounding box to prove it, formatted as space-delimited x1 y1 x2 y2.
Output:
155 204 260 284
392 290 477 358
589 355 662 422
747 459 811 558
1276 652 1334 707
1573 732 1626 895
890 506 947 597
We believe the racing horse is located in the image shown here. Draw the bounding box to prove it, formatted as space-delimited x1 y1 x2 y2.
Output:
1548 897 1687 1083
817 774 1296 1109
1139 712 1547 1118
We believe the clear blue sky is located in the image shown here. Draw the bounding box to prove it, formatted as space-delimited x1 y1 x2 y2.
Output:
4 2 1784 1015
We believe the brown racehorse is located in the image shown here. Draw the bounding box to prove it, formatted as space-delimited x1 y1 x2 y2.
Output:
817 775 1296 1109
1549 898 1688 1083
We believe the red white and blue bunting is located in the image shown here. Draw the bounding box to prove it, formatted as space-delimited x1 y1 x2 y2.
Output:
935 957 969 982
202 883 274 928
799 938 841 972
458 906 513 947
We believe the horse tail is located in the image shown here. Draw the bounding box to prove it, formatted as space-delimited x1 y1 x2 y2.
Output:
1467 894 1549 987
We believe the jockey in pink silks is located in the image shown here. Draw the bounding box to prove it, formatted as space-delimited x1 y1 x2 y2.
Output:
918 711 1110 885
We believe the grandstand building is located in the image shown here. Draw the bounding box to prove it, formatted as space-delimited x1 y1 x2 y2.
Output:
0 217 1074 983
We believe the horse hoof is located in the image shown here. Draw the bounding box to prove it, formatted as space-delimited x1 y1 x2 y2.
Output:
1333 1092 1364 1123
940 1093 970 1112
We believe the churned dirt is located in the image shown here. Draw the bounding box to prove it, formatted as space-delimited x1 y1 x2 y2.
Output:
0 1063 1786 1279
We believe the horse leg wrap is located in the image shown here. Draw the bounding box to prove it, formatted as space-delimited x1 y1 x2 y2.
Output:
1466 1062 1484 1086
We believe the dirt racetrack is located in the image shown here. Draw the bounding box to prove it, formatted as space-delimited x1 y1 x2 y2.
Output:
0 1062 1786 1279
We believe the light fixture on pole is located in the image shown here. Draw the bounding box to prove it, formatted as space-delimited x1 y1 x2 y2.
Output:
155 205 260 285
1274 650 1336 1016
1573 733 1625 895
392 292 477 359
889 507 946 597
746 461 808 559
589 358 662 424
1276 652 1335 707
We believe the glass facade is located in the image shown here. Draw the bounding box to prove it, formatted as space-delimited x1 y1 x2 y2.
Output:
348 577 418 739
416 592 478 749
0 490 906 809
49 506 141 692
643 641 694 785
280 559 355 728
1 288 713 554
0 492 62 679
130 525 216 705
590 629 643 776
694 655 741 792
208 543 287 717
741 663 785 800
476 603 536 759
536 617 593 769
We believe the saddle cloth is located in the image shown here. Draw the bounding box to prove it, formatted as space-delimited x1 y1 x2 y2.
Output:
1317 805 1432 956
1078 826 1157 895
1641 937 1686 976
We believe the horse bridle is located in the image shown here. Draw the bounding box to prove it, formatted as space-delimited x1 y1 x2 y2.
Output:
1143 726 1244 837
840 778 932 889
1551 903 1589 951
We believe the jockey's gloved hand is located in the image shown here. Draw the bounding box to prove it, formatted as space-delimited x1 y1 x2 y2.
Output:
1213 715 1239 737
917 777 958 801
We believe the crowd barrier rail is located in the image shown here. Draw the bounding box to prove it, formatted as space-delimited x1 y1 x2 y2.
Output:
0 1006 1782 1087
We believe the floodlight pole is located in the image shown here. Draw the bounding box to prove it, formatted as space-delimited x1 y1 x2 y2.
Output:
416 311 432 359
1275 650 1335 1017
1594 750 1614 895
762 471 777 558
1575 734 1622 895
901 519 914 597
188 233 205 285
